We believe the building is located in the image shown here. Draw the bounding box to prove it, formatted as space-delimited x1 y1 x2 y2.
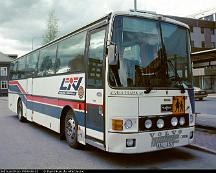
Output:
192 49 216 93
0 52 13 96
189 8 216 21
167 15 216 51
7 54 18 59
166 15 216 93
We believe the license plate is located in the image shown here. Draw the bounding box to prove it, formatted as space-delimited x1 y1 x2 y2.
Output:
151 134 179 149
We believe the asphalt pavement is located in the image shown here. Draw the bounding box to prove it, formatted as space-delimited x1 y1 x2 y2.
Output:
193 93 216 153
195 93 216 129
0 96 215 169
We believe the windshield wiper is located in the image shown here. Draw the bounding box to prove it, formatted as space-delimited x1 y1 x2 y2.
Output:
167 60 185 93
144 85 153 94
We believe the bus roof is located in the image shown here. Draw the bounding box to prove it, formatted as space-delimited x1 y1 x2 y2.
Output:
14 10 189 61
111 11 190 29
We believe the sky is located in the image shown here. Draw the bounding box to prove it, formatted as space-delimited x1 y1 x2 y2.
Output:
0 0 216 57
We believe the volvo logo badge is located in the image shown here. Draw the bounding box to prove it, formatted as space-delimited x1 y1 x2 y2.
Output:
161 104 172 112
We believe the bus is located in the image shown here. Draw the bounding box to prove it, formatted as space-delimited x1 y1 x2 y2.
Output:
8 11 195 153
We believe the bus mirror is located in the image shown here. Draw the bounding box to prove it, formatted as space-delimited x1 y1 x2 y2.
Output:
108 44 118 65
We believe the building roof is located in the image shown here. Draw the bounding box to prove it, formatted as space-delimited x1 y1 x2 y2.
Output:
191 48 216 55
188 7 216 19
191 48 216 62
164 15 216 28
0 52 13 63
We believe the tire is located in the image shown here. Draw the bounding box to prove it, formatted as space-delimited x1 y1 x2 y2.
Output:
64 110 80 148
17 100 26 122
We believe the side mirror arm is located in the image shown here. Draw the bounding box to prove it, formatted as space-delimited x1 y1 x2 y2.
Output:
107 42 119 66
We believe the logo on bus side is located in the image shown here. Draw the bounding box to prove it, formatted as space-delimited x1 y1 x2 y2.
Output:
58 77 84 98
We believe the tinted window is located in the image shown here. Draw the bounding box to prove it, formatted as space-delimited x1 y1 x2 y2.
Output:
56 31 86 74
37 45 57 77
17 57 26 79
26 52 39 77
87 29 105 87
161 22 192 87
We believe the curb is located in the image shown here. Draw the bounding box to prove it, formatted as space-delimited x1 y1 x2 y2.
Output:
195 124 216 131
0 99 8 101
186 144 216 155
207 95 216 98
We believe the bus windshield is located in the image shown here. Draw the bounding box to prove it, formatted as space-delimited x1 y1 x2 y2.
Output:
109 15 192 89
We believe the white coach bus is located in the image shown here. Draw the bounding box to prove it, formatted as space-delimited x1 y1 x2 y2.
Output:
8 11 195 153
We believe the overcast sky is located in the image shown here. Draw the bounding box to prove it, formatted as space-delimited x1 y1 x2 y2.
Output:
0 0 216 57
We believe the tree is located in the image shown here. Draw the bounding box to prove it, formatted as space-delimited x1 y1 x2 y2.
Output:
42 9 59 44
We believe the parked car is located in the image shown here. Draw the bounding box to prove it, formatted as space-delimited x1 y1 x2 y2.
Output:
194 87 208 100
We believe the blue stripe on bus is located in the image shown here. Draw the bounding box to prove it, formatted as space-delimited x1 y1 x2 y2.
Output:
9 85 21 94
9 84 104 132
9 85 84 127
27 101 62 119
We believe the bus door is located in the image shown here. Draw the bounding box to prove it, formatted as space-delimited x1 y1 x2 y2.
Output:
25 53 39 122
26 77 33 121
85 26 106 145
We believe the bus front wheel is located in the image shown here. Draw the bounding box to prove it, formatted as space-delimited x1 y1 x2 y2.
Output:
65 110 80 148
17 100 26 122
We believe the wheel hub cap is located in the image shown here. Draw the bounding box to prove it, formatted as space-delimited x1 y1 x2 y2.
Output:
66 118 76 139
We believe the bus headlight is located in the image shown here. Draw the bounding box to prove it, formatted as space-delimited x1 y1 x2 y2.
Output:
157 119 164 129
171 117 178 126
124 119 133 129
145 119 152 129
179 117 185 125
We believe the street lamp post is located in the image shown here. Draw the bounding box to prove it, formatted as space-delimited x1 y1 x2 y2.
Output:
134 0 137 11
31 37 43 50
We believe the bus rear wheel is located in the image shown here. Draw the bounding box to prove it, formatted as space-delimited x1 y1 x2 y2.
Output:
65 110 80 148
17 100 26 122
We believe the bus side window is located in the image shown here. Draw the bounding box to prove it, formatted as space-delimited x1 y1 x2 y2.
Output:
37 45 57 77
26 52 39 77
56 31 86 74
17 57 26 79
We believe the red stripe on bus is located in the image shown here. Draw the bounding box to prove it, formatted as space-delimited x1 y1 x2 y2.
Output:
9 81 27 94
28 95 59 106
9 80 86 111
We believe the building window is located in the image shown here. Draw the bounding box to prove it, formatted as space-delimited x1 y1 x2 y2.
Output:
1 81 8 89
204 15 214 21
201 27 204 34
191 40 194 48
202 41 205 48
0 67 7 76
211 28 215 35
211 42 215 48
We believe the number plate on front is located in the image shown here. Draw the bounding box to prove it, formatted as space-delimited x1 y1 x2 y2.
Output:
151 134 180 149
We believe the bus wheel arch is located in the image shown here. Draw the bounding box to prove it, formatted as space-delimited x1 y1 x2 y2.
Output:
17 97 25 122
60 105 80 148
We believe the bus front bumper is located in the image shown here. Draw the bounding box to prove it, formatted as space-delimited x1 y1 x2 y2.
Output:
107 127 194 154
